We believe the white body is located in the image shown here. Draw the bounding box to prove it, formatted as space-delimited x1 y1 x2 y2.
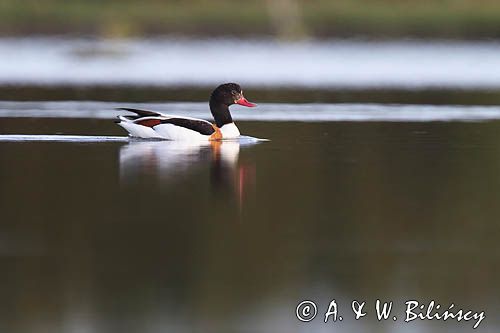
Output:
118 120 164 139
219 123 240 138
118 114 240 141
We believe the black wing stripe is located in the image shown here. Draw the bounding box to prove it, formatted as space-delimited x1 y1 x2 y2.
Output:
116 108 162 117
123 115 140 120
160 118 215 135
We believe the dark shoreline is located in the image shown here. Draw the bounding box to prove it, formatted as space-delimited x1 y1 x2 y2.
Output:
2 85 500 106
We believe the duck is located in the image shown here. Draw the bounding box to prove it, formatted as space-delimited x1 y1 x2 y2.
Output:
116 83 256 140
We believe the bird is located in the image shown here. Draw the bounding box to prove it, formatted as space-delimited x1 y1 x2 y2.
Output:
116 83 256 140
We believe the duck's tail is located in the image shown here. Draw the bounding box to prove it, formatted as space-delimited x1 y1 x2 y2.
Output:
114 115 136 124
116 115 164 139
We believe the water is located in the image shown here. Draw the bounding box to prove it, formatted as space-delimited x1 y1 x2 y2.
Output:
4 37 500 88
0 102 499 332
5 100 500 122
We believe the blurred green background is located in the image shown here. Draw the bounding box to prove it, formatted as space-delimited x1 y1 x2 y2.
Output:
2 0 500 39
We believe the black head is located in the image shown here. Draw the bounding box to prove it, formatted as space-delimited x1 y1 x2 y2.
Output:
210 83 256 107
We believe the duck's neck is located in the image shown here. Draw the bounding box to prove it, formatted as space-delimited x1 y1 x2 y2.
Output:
210 100 233 128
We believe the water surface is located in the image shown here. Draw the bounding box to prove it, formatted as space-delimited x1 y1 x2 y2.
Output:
0 103 499 333
5 100 500 122
4 38 500 88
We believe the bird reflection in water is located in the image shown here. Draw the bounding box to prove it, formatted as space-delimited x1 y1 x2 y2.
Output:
209 140 256 206
119 139 259 205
